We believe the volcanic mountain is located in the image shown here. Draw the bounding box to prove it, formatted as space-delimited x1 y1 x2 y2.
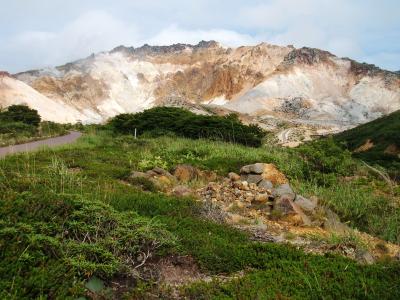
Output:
1 41 399 140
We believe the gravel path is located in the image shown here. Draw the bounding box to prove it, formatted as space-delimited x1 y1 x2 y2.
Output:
0 131 82 158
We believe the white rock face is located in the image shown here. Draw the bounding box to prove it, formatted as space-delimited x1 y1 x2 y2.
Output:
226 62 400 126
0 75 84 123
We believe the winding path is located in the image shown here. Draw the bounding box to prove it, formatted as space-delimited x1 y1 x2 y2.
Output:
0 131 82 158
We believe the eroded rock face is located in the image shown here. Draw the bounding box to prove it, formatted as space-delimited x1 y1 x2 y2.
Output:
2 41 397 129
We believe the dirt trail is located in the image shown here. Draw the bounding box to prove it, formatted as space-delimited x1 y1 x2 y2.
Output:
0 131 82 158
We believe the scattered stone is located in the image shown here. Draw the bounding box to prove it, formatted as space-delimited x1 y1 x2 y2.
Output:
228 172 240 181
254 193 269 203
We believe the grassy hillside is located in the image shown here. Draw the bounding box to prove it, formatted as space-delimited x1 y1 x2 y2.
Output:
1 129 399 299
334 110 400 178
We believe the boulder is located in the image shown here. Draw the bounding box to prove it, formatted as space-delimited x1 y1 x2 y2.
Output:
240 163 266 174
240 174 263 184
294 195 317 213
258 179 273 190
173 164 200 182
272 183 295 200
240 163 287 185
274 195 312 226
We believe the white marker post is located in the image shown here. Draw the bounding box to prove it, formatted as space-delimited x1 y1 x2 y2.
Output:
134 128 137 139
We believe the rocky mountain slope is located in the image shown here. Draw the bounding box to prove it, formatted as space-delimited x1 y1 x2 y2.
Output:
1 41 399 135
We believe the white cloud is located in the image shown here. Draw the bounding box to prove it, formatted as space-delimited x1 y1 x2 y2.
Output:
0 1 398 72
5 11 140 70
145 24 259 47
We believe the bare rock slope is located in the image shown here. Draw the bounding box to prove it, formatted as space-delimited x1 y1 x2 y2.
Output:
1 41 399 135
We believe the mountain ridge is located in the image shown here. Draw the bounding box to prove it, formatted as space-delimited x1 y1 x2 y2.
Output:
1 41 399 141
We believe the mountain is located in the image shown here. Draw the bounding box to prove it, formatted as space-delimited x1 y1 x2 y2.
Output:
1 41 399 137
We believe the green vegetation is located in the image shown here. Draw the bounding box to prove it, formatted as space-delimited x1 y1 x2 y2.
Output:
108 106 265 147
1 129 399 298
0 105 69 146
334 110 400 179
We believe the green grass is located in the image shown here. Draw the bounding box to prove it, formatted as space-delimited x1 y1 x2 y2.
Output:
1 130 399 298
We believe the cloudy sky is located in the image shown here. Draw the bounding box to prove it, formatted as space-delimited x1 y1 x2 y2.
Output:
0 0 399 73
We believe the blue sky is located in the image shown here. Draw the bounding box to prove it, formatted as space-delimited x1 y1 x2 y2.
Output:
0 0 399 72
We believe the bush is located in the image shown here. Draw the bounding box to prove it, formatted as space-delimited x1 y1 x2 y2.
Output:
108 107 265 147
0 105 41 127
0 121 37 135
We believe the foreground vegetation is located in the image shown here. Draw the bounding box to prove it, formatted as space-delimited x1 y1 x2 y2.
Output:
1 129 399 298
0 105 69 146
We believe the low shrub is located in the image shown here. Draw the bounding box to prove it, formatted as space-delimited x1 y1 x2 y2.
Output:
108 107 265 147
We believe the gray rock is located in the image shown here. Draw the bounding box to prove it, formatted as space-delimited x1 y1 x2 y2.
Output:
272 183 295 200
240 165 252 174
240 163 267 174
240 174 263 184
323 208 350 234
248 163 267 174
273 195 312 225
294 195 317 213
258 179 273 190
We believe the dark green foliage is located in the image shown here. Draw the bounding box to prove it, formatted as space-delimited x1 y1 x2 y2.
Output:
0 108 68 146
334 110 400 179
109 107 265 147
0 121 36 135
0 105 41 127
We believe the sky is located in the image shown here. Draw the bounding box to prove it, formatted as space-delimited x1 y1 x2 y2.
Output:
0 0 399 73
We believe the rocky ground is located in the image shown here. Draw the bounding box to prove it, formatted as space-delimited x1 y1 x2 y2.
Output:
126 162 400 277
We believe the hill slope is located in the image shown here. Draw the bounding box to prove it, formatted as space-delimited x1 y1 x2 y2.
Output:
334 110 400 176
